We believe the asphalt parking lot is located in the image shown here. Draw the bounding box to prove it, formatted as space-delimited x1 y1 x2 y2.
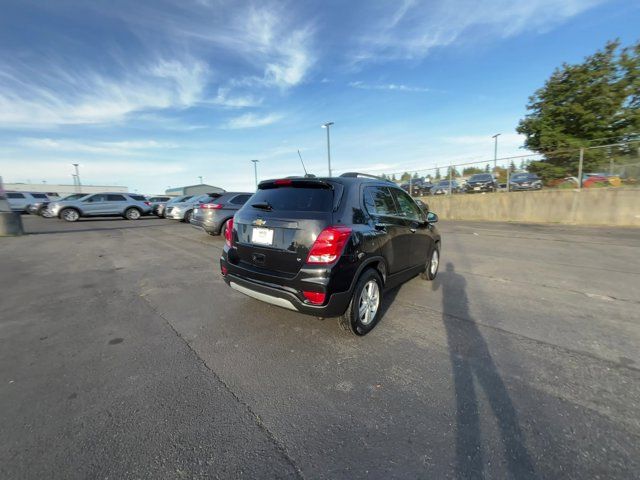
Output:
1 215 639 479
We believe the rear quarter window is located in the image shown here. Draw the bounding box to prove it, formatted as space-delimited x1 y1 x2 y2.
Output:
31 193 48 199
230 194 251 205
129 194 146 201
364 187 398 216
251 187 332 212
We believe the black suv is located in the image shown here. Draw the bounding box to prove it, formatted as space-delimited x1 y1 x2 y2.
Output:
220 173 441 336
464 173 498 193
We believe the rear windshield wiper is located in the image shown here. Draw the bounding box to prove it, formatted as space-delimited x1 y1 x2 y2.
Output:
251 202 273 211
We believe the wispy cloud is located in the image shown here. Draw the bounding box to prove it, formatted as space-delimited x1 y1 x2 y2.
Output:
0 58 209 126
350 0 606 63
209 88 262 108
349 81 430 92
224 112 283 129
18 138 179 155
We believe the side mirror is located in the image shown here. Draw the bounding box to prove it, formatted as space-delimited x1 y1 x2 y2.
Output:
427 212 438 223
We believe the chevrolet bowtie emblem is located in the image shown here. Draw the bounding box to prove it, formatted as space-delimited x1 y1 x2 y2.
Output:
253 219 266 226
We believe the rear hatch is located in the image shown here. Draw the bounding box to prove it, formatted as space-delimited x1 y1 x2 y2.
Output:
232 179 340 277
192 194 225 221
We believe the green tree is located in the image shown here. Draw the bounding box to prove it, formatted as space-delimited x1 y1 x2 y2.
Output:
412 172 419 179
509 160 517 172
517 40 640 182
462 167 484 176
484 164 490 173
391 174 397 182
435 168 441 180
446 166 460 178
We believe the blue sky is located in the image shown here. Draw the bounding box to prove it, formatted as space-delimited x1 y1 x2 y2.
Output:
0 0 638 193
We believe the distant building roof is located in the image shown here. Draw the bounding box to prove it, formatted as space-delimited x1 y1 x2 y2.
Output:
166 184 225 195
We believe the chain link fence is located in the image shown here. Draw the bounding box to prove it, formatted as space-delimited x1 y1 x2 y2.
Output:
337 140 640 198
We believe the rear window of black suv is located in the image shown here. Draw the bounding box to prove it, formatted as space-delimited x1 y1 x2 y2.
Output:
251 185 333 212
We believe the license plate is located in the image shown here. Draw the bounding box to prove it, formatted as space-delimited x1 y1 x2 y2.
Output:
474 186 481 190
251 227 274 245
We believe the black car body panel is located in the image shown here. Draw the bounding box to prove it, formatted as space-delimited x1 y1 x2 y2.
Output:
220 176 441 318
431 180 460 195
465 174 498 193
510 173 543 191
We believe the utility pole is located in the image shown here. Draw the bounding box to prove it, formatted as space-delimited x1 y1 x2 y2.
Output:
492 133 501 173
322 122 334 176
198 176 203 184
251 160 259 189
578 148 584 190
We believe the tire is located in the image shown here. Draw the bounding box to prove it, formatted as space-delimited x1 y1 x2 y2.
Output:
39 206 53 218
124 207 141 220
183 210 193 223
339 269 384 336
220 218 232 238
421 243 440 281
60 208 80 222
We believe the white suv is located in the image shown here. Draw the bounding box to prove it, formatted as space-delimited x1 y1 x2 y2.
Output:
6 192 52 214
49 193 152 222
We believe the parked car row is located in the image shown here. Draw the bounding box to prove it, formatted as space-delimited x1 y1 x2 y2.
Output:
397 172 544 195
9 175 440 335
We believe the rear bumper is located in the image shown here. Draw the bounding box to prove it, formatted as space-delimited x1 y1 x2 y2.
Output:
220 263 353 317
465 185 494 193
190 217 218 234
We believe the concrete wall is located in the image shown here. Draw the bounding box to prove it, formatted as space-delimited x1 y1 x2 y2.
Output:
419 188 640 227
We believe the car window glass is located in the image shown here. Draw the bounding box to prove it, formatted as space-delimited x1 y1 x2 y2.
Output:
107 194 126 201
85 194 107 202
251 187 333 212
32 193 48 199
7 193 25 199
230 194 251 205
364 187 397 216
129 194 146 201
391 189 422 220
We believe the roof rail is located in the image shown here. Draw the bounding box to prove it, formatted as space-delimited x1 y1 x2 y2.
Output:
339 172 393 182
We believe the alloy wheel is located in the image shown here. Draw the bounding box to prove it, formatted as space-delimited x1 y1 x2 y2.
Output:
358 280 380 325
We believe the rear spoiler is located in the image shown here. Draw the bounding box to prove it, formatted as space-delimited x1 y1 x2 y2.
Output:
258 178 334 190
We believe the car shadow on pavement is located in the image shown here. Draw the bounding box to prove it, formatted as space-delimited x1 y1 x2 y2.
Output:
26 222 169 235
433 262 536 479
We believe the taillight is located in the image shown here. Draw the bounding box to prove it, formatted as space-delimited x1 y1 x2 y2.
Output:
275 179 293 185
144 201 151 206
225 218 234 247
201 203 223 209
306 226 352 264
303 291 326 305
221 265 228 276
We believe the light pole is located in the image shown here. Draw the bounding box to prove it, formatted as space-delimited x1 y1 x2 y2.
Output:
72 163 81 193
492 133 501 173
322 122 334 176
198 176 203 184
251 159 259 189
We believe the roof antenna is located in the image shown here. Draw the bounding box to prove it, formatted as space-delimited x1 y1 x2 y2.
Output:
297 150 309 176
